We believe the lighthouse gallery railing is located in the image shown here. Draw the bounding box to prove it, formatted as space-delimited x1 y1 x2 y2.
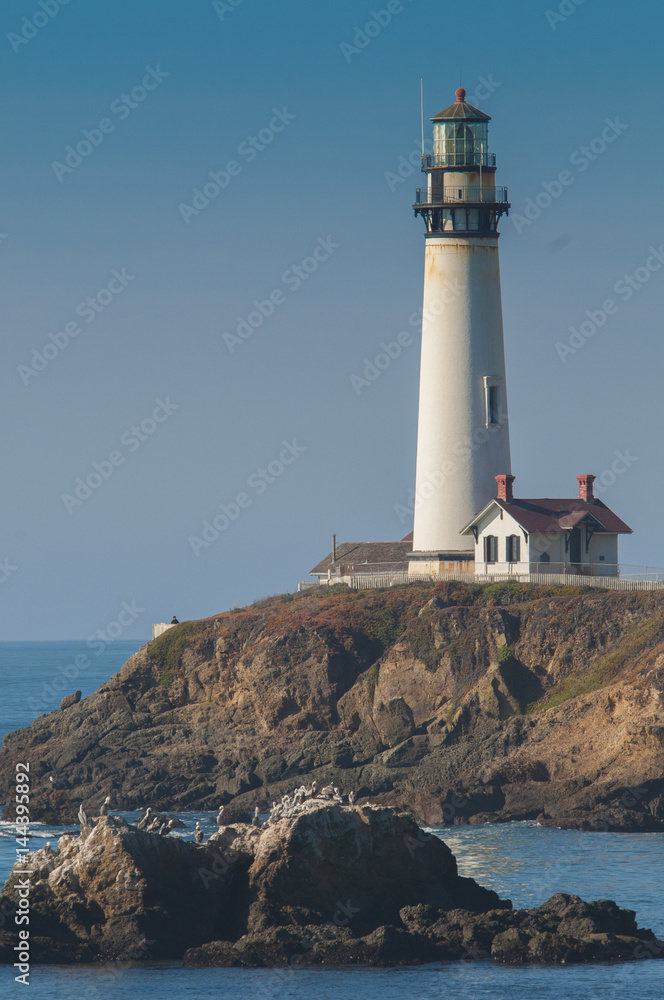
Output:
422 152 497 168
415 186 509 205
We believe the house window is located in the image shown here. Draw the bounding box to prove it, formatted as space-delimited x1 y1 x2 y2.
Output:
484 535 498 563
506 535 520 563
539 552 550 564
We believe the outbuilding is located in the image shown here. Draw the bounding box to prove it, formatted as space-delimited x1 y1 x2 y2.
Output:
461 474 632 576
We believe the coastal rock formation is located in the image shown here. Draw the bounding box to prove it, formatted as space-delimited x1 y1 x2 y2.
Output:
59 690 81 711
0 814 240 963
1 803 662 966
1 583 664 830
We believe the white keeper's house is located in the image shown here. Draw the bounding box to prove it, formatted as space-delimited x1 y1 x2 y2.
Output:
462 473 632 577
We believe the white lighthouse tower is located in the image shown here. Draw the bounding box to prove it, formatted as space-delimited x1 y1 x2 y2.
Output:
409 88 512 575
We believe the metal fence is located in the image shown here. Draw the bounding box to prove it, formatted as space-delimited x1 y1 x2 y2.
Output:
299 563 664 592
415 185 508 205
422 152 497 168
348 570 664 592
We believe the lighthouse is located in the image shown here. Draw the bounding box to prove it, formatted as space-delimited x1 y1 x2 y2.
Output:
409 88 512 575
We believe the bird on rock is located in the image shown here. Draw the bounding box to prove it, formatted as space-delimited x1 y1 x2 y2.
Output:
216 805 226 828
251 806 261 828
195 821 204 844
99 796 111 817
136 807 152 831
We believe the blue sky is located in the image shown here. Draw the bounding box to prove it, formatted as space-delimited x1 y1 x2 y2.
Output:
1 0 663 640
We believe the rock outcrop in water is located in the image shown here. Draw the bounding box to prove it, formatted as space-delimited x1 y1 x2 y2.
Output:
0 802 662 967
1 583 664 831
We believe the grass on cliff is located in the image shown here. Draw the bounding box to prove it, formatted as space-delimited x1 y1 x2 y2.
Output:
146 582 662 699
527 610 664 713
148 620 214 688
223 581 599 684
366 664 380 704
215 586 434 670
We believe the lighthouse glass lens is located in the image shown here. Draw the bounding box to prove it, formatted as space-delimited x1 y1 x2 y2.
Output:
434 122 488 166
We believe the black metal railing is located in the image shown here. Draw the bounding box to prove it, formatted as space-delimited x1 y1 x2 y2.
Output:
422 152 497 168
415 186 508 205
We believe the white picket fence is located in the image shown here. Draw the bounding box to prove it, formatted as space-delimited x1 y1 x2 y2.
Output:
346 570 664 592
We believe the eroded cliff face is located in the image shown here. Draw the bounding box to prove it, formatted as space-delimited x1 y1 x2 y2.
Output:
2 582 664 830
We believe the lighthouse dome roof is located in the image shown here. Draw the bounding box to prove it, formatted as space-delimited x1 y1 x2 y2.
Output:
431 88 491 122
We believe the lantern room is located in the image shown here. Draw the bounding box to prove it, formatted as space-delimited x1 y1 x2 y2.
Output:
428 88 493 169
414 87 509 235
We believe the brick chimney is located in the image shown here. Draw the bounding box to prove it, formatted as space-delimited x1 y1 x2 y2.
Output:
495 474 515 502
576 474 596 502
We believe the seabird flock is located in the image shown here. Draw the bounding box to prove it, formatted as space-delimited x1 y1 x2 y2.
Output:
75 782 360 846
267 781 358 822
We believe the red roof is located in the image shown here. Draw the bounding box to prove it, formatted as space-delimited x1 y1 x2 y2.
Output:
492 497 632 534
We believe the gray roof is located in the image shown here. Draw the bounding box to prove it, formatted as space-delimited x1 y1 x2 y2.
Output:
310 540 412 577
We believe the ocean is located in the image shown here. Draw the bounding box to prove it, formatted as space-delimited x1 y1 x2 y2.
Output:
1 641 663 1000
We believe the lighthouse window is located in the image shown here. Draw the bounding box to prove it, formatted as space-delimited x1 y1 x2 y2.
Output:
488 385 501 425
433 122 488 166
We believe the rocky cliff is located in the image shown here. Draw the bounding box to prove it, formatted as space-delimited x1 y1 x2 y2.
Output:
2 582 664 830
